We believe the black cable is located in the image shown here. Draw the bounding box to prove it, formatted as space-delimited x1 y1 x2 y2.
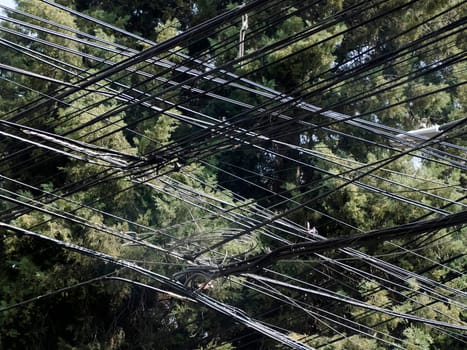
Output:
1 2 466 346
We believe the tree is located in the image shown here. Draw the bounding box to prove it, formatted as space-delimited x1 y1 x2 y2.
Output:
1 0 465 349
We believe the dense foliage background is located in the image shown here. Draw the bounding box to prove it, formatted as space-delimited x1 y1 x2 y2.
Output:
0 0 465 349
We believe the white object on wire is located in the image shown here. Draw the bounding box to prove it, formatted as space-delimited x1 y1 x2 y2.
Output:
238 12 248 58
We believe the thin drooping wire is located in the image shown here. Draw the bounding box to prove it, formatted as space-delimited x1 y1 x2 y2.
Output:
0 0 270 127
145 0 458 154
0 91 462 278
3 145 460 322
0 0 398 150
190 119 466 257
0 8 458 231
0 221 314 350
244 273 467 330
0 0 460 186
0 113 460 262
2 125 464 350
0 0 460 171
42 0 464 157
0 0 304 124
0 0 332 172
1 4 464 290
1 0 466 346
2 70 460 223
6 0 464 296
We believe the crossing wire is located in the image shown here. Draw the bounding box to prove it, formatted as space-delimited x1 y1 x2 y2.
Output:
0 0 467 348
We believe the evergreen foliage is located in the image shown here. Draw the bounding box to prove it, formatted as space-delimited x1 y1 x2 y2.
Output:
0 0 465 349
